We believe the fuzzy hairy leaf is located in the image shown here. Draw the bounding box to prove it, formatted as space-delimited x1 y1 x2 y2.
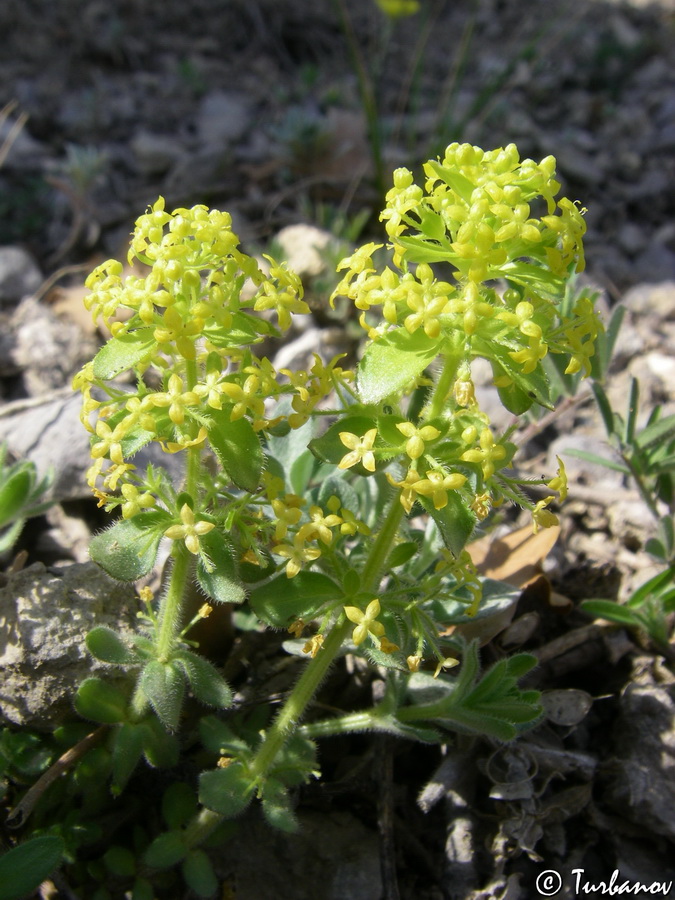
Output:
199 763 253 818
0 836 65 900
75 678 128 724
93 329 156 380
141 661 185 732
249 570 341 627
357 328 440 405
89 513 168 581
196 529 246 605
174 650 233 709
86 626 137 665
208 410 263 493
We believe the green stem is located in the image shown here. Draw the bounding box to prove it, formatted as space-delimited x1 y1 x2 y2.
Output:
428 349 462 420
300 710 380 739
248 615 352 784
156 543 192 662
183 495 406 846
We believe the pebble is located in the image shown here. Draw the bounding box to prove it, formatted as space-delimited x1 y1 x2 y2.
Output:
0 246 43 307
196 90 252 147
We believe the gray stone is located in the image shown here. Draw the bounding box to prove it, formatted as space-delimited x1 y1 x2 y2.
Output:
620 281 675 319
547 434 624 489
0 246 43 307
0 562 137 729
0 390 185 503
8 296 96 394
130 129 185 177
196 90 252 147
274 224 333 280
606 682 675 840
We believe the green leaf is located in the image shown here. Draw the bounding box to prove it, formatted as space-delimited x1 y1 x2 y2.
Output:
563 448 629 474
431 577 518 625
635 414 675 451
140 716 180 769
386 541 419 569
591 382 617 438
89 513 168 581
0 836 65 900
111 722 145 792
249 570 342 627
308 415 378 469
131 878 155 900
0 520 25 553
208 410 263 493
93 329 156 380
261 780 298 833
196 530 246 605
199 716 251 757
199 763 253 818
580 599 642 628
424 159 475 202
75 678 128 724
162 782 198 831
418 492 475 557
140 661 186 731
103 846 136 878
182 849 218 898
173 650 233 709
143 830 187 870
0 469 31 528
625 567 675 609
86 627 137 665
624 377 639 444
486 343 553 413
395 234 456 264
357 329 440 405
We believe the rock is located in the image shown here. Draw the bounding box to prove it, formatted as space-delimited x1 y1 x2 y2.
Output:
211 809 382 900
0 391 93 502
7 296 96 394
620 281 675 319
605 682 675 841
616 223 647 257
0 246 43 307
547 434 624 489
130 129 185 177
196 90 252 147
0 561 136 729
274 224 333 280
0 390 185 503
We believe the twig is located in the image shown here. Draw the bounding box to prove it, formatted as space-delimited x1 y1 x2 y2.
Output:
6 726 109 828
376 736 401 900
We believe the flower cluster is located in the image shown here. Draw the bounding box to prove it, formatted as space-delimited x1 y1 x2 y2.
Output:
332 142 598 380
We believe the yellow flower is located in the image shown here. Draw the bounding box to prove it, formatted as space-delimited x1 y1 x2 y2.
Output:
303 634 324 657
120 484 155 519
149 374 200 426
338 428 378 472
272 496 304 541
460 428 507 479
434 657 460 678
396 421 441 460
379 636 400 654
164 503 215 554
407 654 422 672
288 619 306 638
374 0 420 17
344 598 385 645
412 469 467 510
273 536 321 578
532 497 559 533
297 505 343 545
547 456 568 501
386 467 422 514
